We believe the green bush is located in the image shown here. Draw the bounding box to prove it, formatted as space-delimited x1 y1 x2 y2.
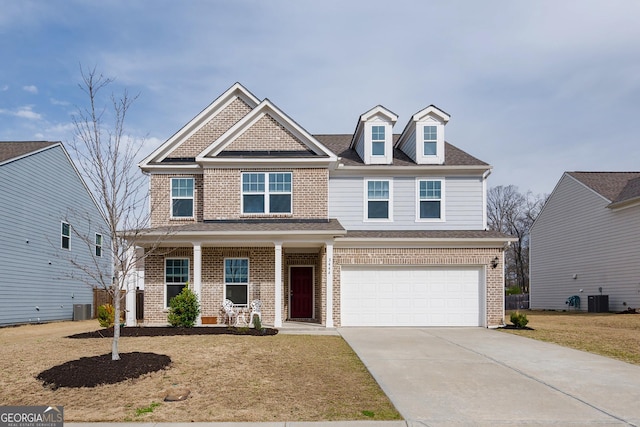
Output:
97 303 115 328
167 286 200 327
510 311 529 328
505 285 523 296
252 314 263 331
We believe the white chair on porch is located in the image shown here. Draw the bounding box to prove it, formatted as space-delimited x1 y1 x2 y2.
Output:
222 299 237 326
248 299 262 327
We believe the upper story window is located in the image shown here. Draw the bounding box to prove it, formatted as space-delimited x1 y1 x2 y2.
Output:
423 126 437 156
418 179 443 220
165 258 189 307
61 222 70 249
242 172 292 214
366 179 392 220
371 125 385 156
225 258 249 305
95 233 103 257
171 178 194 218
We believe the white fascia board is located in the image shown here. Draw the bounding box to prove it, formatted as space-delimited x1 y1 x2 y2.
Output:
134 230 346 246
139 164 202 173
198 157 335 168
332 164 491 176
196 99 337 162
0 142 59 166
139 83 260 167
334 237 517 249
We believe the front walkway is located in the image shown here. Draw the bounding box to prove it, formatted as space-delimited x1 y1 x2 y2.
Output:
340 327 640 426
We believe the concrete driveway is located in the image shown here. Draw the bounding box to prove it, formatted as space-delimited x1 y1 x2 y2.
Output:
339 327 640 426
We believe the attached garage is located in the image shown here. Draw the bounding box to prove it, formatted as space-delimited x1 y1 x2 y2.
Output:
340 266 485 327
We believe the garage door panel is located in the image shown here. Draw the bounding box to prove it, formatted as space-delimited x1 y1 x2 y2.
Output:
341 266 482 327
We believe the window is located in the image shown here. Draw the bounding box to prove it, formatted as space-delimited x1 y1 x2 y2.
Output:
165 258 189 307
366 180 390 220
225 258 249 305
423 126 437 156
418 180 442 219
95 233 103 257
371 125 385 156
61 222 70 249
171 178 194 218
242 172 292 214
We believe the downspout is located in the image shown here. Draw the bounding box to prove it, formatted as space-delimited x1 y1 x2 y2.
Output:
482 169 492 230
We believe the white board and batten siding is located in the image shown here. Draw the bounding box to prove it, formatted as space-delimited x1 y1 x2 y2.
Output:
0 145 111 326
530 174 640 311
340 266 485 326
328 175 485 230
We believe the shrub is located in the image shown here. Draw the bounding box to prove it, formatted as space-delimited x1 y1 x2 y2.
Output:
505 285 523 296
510 311 529 328
97 303 115 328
167 286 200 327
252 315 263 331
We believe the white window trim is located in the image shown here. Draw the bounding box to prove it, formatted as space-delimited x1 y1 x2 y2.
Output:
415 178 445 222
61 221 70 250
95 233 103 257
417 123 445 164
224 257 250 306
170 177 195 219
364 121 393 164
164 257 190 309
241 172 292 215
364 178 393 222
371 125 386 157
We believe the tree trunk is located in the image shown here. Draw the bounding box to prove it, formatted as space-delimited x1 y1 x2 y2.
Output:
112 288 121 360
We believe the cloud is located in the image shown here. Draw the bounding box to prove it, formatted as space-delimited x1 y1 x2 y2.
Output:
22 85 38 94
50 98 70 106
1 85 8 91
0 105 43 120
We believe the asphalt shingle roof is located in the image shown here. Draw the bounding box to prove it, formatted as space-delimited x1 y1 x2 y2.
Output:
0 141 58 163
567 172 640 204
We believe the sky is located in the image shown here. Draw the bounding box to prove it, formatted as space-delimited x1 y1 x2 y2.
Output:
1 0 640 196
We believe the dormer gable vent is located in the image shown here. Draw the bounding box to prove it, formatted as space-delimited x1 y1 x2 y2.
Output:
350 105 398 165
396 105 450 165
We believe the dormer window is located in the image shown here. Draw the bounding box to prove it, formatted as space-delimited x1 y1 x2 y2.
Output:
423 126 437 156
372 126 385 156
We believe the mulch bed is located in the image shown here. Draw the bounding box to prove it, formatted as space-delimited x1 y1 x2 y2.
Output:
68 326 278 339
499 324 534 330
37 326 278 389
36 352 171 389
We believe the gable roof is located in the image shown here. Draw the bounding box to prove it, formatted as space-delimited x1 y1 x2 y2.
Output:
195 98 337 164
396 104 450 149
567 172 640 207
0 141 59 164
139 82 260 167
349 105 398 149
316 134 488 168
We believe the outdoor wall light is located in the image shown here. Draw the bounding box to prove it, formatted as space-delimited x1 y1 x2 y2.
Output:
490 257 499 269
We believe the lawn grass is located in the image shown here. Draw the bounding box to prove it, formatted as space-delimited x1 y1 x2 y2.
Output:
500 310 640 365
0 321 401 422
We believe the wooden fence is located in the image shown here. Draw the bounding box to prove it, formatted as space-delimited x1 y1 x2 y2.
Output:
93 289 143 320
505 294 529 310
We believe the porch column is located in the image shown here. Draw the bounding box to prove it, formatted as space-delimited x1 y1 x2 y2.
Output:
325 242 334 328
125 246 137 327
193 242 202 326
274 241 283 328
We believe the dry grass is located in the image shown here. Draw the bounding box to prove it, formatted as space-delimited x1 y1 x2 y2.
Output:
0 321 400 422
501 310 640 365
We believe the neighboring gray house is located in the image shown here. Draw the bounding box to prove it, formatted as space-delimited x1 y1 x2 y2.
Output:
530 172 640 312
135 83 515 328
0 141 111 326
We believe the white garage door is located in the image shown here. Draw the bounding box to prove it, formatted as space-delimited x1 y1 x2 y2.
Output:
341 266 483 326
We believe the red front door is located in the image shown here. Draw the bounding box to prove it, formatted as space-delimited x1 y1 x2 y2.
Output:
290 266 313 318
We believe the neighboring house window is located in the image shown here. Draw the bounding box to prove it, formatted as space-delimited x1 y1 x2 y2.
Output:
371 125 385 156
225 258 249 305
418 180 443 219
423 126 437 156
165 258 189 307
61 222 70 249
366 180 391 220
171 178 194 218
95 233 103 257
242 172 292 214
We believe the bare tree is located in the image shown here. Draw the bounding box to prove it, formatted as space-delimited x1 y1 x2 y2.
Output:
487 185 546 294
66 66 154 360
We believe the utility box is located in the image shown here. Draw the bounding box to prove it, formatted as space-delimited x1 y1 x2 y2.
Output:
73 304 92 321
587 295 609 313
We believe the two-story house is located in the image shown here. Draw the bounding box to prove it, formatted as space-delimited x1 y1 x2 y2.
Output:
0 141 111 325
136 83 514 328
